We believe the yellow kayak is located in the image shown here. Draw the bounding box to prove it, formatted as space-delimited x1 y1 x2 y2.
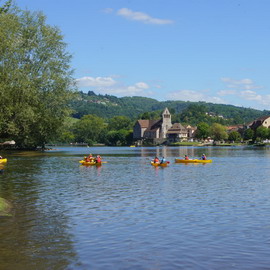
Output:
151 161 169 167
175 159 212 164
0 158 7 164
79 160 102 166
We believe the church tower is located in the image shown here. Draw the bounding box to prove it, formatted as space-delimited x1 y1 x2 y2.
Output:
161 108 172 138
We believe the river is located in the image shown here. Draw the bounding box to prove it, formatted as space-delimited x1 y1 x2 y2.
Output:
1 146 270 269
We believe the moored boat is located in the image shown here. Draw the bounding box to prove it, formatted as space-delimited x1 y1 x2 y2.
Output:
175 159 212 164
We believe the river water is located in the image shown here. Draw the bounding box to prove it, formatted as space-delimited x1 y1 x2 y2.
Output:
1 146 270 269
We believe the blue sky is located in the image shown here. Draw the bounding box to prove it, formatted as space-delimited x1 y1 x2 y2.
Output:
15 0 270 110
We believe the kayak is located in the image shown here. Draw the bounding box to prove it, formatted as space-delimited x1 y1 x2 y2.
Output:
79 160 102 166
175 159 212 164
151 161 169 167
0 159 7 164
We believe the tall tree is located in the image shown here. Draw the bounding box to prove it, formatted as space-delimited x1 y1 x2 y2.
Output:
255 126 269 141
0 0 12 14
73 115 106 145
0 5 76 148
243 128 254 141
195 122 210 140
107 116 132 131
210 123 228 142
228 131 241 142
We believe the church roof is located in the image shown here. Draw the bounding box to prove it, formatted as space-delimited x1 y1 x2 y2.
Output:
145 120 162 132
137 120 150 128
167 123 187 134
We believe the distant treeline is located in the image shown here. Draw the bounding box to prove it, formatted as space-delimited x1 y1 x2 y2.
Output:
71 91 269 125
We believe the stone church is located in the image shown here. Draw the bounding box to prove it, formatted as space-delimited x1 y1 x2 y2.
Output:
133 108 196 144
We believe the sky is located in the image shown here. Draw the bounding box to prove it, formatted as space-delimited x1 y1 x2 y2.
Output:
14 0 270 110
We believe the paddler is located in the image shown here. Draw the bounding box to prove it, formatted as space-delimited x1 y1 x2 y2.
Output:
201 154 207 160
95 155 101 163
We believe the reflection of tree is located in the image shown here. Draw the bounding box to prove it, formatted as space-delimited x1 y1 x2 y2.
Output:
0 154 77 269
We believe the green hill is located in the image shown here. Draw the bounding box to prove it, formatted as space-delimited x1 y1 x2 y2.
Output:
70 91 270 125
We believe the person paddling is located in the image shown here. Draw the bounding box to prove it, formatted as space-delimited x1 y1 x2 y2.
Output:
95 155 102 164
201 154 207 160
184 155 189 160
153 156 160 163
160 157 166 164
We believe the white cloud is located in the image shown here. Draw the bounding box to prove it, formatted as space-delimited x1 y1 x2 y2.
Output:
76 76 151 96
221 77 253 85
101 81 150 95
76 76 117 87
240 90 262 101
218 90 236 96
167 90 225 103
116 8 173 25
221 77 261 90
220 77 270 108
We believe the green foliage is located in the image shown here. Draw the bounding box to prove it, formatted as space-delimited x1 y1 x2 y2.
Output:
210 123 228 141
107 116 132 131
71 92 269 126
73 114 106 144
243 128 254 141
139 110 162 120
255 126 269 141
195 122 210 140
0 5 75 148
0 0 12 14
228 131 241 142
105 129 133 146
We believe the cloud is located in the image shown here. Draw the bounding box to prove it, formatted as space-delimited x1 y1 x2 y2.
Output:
167 90 225 103
221 77 261 90
239 91 270 106
116 8 173 25
101 82 150 95
220 77 270 108
218 90 236 96
240 90 262 101
221 77 253 85
76 76 151 96
76 76 117 87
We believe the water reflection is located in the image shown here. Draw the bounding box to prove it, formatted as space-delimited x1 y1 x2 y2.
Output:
0 153 77 269
1 146 270 269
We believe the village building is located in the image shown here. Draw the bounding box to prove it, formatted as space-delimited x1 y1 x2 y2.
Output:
133 108 196 144
226 125 246 135
249 116 270 130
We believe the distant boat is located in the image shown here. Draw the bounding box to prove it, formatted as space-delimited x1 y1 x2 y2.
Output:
129 145 136 147
175 158 212 164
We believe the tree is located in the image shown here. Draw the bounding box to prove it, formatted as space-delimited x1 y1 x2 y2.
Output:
0 0 12 14
255 126 269 141
243 128 254 141
228 131 241 142
105 129 133 146
0 5 75 148
210 123 228 142
73 115 106 145
107 116 132 131
195 122 210 140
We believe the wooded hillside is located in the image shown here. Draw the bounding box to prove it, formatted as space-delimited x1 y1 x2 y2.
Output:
71 91 269 125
